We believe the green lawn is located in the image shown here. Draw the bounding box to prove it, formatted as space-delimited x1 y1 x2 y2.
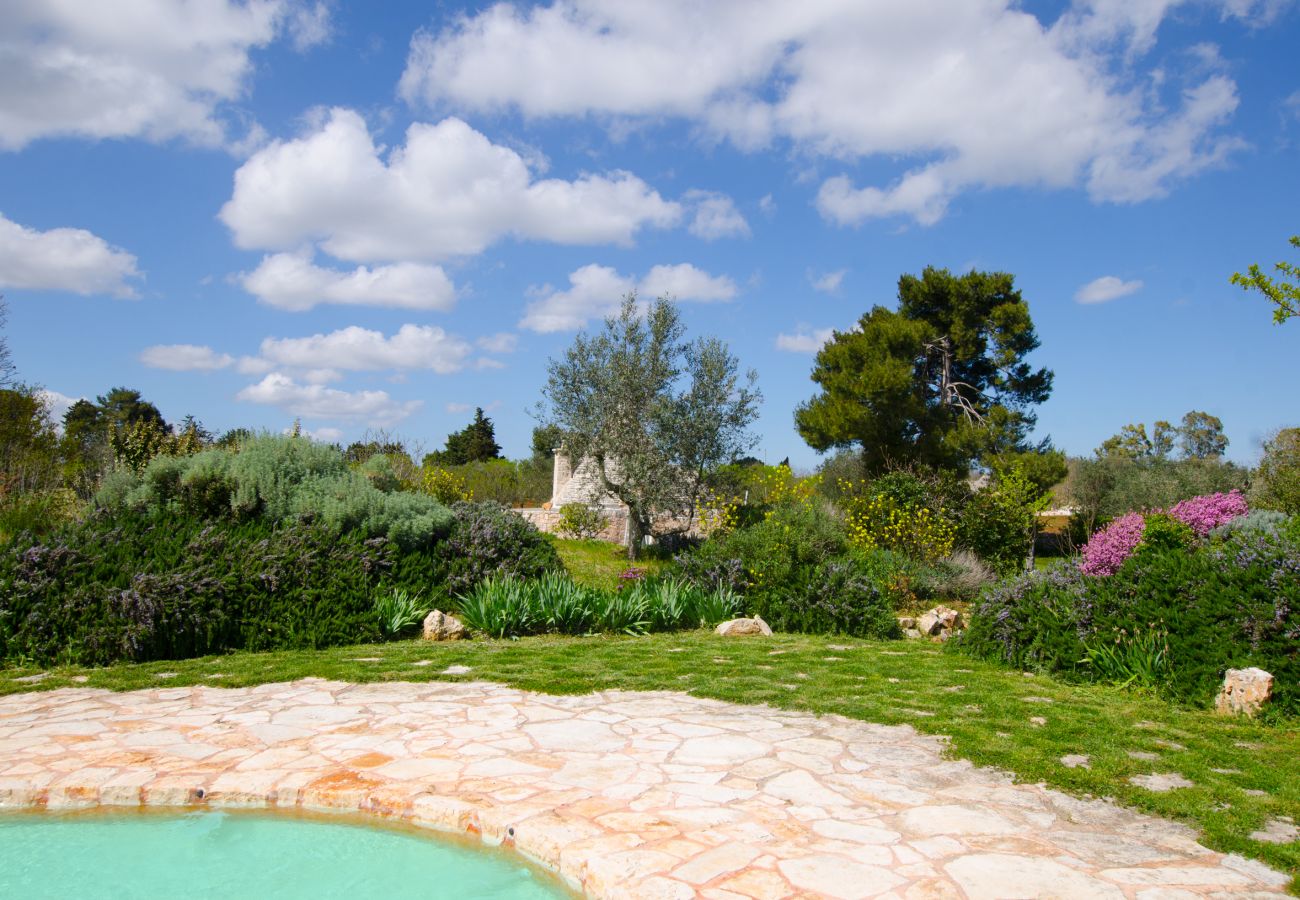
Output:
551 536 670 590
3 632 1296 889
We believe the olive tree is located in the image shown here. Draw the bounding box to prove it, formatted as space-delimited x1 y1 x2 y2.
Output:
540 295 761 559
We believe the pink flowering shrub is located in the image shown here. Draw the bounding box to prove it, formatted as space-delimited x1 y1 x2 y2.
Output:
1079 512 1147 575
1079 490 1251 576
1168 490 1249 537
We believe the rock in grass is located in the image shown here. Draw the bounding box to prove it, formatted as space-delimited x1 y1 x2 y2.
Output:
917 606 963 641
1129 773 1194 792
715 616 773 637
1215 667 1273 718
1250 817 1299 845
422 610 466 641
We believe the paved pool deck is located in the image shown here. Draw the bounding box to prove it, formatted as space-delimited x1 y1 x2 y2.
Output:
0 679 1289 899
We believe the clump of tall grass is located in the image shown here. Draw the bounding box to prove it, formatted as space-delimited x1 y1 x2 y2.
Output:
454 573 742 639
374 588 429 638
532 571 599 634
458 574 536 639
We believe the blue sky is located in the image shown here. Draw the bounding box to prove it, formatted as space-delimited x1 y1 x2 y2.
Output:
1 0 1297 467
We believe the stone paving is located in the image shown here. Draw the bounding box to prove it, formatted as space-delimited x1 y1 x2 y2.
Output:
0 679 1290 899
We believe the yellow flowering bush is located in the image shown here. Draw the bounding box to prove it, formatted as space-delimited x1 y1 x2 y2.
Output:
421 465 473 504
695 489 742 537
758 465 821 520
840 479 955 560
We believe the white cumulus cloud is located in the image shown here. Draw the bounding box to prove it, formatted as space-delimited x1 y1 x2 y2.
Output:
816 171 952 228
0 0 330 151
237 373 420 427
1075 275 1145 304
220 108 681 263
257 324 474 375
520 263 737 333
686 190 750 240
139 344 235 371
776 326 835 353
639 263 738 302
403 1 1259 224
238 252 457 311
0 213 140 297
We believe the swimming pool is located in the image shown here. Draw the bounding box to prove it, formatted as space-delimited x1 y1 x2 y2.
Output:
0 809 570 899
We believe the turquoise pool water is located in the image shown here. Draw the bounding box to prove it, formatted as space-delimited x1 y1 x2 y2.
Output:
0 810 569 899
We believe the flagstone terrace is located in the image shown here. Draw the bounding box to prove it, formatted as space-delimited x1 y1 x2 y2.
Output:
0 676 1289 899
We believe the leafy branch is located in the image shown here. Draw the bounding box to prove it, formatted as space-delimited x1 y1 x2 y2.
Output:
1230 235 1299 325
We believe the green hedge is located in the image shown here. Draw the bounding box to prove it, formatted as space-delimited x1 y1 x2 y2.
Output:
0 495 572 667
0 509 439 666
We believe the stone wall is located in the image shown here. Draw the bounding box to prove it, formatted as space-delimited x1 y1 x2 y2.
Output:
550 451 625 510
515 449 699 547
516 506 630 544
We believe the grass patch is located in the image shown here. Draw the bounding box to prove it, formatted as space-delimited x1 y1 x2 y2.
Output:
2 633 1296 890
551 537 670 590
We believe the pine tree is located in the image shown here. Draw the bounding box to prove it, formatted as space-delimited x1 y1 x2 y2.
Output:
429 408 502 465
796 267 1052 475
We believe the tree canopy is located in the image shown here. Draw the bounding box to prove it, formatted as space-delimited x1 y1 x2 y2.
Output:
345 438 408 465
59 387 170 487
530 424 564 461
1254 427 1300 515
426 407 502 466
1096 410 1227 461
795 267 1053 475
540 294 760 558
0 387 61 495
62 387 166 445
1231 235 1299 325
1177 410 1229 460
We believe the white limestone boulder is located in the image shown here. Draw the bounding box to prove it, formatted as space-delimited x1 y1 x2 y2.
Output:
422 610 467 641
715 616 773 637
1215 667 1273 717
